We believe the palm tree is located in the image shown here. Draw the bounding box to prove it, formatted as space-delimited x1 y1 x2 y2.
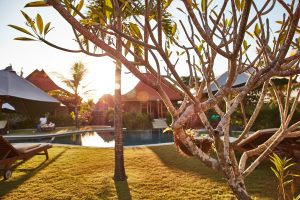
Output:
51 61 89 128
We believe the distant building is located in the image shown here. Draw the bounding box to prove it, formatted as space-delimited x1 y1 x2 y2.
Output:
122 73 182 119
26 69 64 92
92 94 114 125
92 74 182 126
26 69 69 117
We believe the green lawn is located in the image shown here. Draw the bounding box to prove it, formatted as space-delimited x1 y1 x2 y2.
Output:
0 144 293 199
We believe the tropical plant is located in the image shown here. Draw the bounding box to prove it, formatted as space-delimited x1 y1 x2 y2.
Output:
123 112 152 130
269 153 300 200
79 99 95 125
51 61 90 128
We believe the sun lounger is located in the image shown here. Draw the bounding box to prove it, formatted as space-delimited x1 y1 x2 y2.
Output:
0 136 52 180
0 120 8 135
40 122 56 131
236 128 300 162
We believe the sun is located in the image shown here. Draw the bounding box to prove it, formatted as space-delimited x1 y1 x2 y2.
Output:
83 56 139 102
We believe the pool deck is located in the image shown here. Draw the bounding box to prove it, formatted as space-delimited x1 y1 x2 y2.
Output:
5 128 174 148
51 142 175 148
4 128 243 148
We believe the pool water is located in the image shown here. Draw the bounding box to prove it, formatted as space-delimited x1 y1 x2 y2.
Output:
9 130 174 147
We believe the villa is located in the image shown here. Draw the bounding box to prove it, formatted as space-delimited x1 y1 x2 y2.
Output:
122 73 182 119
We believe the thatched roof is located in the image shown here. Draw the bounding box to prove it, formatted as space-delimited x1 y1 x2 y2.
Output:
122 73 182 102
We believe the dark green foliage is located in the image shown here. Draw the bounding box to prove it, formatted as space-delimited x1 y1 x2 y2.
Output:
123 112 152 130
181 76 201 87
231 101 300 131
230 81 300 131
12 118 37 129
165 112 172 126
48 114 75 127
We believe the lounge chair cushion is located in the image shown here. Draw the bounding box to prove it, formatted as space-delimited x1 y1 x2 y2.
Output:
12 143 41 153
0 120 7 129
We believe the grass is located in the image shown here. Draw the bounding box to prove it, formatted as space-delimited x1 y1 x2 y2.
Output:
1 145 297 200
8 125 108 135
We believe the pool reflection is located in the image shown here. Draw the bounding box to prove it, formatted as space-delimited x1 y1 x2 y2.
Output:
51 130 173 147
81 132 115 147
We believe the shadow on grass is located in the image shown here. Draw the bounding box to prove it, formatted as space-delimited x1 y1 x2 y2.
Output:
114 180 132 200
148 145 276 199
148 145 224 181
0 148 68 197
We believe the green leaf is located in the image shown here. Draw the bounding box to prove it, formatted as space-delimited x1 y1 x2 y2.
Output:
271 167 280 179
129 23 142 39
294 193 300 200
104 0 113 20
14 37 36 41
21 11 36 32
201 0 206 12
124 40 131 56
297 37 300 45
24 1 49 7
207 0 213 8
73 0 84 17
254 23 261 36
171 23 177 37
176 7 186 14
44 22 51 35
235 0 241 11
283 180 293 186
198 44 203 52
36 14 43 35
211 9 218 18
241 0 245 10
64 0 72 13
278 31 287 45
227 18 233 27
120 0 129 12
243 40 247 50
246 30 254 38
284 163 296 170
289 173 300 177
194 34 201 42
8 24 34 37
164 0 173 9
163 127 173 133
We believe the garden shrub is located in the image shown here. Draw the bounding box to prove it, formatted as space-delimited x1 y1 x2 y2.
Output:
123 112 152 130
48 114 75 127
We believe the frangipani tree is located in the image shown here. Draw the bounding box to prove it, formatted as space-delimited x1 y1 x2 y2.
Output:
10 0 177 182
10 0 300 199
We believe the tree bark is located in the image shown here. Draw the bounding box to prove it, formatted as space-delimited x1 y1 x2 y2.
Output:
113 59 126 181
113 9 126 181
228 183 252 200
75 106 79 129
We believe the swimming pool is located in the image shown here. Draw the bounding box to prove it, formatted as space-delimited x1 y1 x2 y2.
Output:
5 129 174 147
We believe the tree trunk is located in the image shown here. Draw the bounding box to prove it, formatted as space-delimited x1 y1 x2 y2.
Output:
114 10 126 181
75 106 79 129
113 60 126 181
229 184 252 200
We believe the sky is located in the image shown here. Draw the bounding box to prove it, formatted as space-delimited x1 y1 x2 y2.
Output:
0 0 292 102
0 0 140 102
